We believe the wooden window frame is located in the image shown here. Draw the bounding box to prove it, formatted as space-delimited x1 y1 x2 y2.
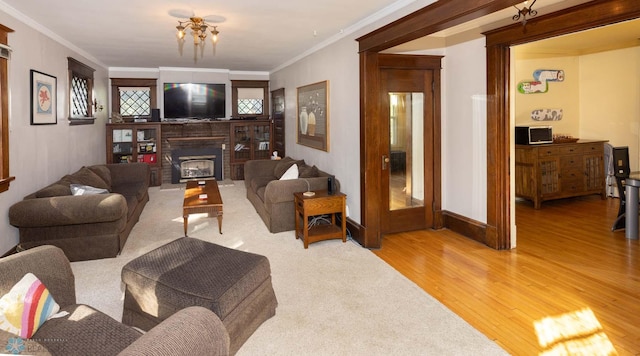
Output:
231 80 269 119
0 24 15 193
67 57 95 125
110 78 157 119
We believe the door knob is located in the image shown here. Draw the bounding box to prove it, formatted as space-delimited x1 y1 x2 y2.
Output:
382 155 390 170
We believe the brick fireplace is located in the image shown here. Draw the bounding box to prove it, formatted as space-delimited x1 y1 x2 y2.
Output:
161 122 232 185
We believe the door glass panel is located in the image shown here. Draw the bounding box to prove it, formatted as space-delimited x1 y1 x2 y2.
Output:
389 92 424 210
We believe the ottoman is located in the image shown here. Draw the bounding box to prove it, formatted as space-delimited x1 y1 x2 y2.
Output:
121 237 277 355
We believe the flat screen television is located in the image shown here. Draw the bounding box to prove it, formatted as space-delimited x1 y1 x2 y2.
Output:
163 83 225 119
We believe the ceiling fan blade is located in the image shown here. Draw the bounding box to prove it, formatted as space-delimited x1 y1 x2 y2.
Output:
202 15 226 23
168 9 195 19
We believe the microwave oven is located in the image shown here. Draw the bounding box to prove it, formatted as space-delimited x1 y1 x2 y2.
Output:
515 125 553 145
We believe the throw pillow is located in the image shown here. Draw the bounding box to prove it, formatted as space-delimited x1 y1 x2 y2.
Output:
279 164 299 180
70 184 110 196
276 159 305 179
68 167 110 191
299 165 320 178
34 183 72 198
273 157 294 178
87 165 112 191
0 273 60 338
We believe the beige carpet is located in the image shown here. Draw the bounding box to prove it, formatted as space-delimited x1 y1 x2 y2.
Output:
71 183 507 355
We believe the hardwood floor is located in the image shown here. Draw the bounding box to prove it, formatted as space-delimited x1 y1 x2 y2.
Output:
373 195 640 355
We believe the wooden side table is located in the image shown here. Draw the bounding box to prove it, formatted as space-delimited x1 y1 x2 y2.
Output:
294 190 347 248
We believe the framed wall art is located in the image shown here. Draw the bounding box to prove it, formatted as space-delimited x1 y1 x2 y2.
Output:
297 80 329 151
30 70 57 125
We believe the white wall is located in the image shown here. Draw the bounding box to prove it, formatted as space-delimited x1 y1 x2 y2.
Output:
441 38 488 222
0 9 109 254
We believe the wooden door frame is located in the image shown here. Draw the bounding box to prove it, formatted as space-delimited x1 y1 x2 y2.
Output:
357 0 640 249
270 87 285 158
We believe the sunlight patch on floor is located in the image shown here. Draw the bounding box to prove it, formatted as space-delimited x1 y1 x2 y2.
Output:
534 308 617 355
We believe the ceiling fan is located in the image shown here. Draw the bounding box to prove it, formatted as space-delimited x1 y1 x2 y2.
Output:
168 9 226 25
168 9 226 61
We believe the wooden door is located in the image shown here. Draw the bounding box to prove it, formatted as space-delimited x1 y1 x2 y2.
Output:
380 68 435 234
271 88 285 158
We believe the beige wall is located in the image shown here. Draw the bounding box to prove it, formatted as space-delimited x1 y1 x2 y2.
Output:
579 46 640 171
515 47 640 171
514 56 580 137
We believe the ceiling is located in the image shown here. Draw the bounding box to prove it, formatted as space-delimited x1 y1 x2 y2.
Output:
0 0 405 71
2 0 639 72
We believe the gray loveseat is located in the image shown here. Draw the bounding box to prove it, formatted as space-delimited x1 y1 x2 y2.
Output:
244 157 339 233
9 163 150 261
0 245 229 355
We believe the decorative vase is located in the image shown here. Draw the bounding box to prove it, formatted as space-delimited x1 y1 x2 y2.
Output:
299 107 308 135
307 112 316 136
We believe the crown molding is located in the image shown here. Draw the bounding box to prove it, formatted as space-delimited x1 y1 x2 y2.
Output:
270 0 424 73
0 0 107 68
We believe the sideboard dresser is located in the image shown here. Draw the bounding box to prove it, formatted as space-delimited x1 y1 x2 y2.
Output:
515 140 607 208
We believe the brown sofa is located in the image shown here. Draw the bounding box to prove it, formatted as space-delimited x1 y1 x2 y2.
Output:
0 245 230 355
244 157 339 233
8 163 150 261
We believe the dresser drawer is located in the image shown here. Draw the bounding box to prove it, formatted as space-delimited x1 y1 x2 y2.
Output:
561 167 583 180
558 145 581 155
538 146 559 157
300 195 344 215
561 177 584 193
581 143 604 154
560 156 582 170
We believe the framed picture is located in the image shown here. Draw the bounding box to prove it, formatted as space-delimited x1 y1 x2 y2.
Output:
30 70 57 125
297 81 329 151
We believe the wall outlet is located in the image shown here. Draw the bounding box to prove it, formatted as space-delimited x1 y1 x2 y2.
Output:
221 143 226 150
346 205 350 217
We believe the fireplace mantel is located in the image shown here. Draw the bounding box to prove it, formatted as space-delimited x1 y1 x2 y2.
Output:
166 136 226 143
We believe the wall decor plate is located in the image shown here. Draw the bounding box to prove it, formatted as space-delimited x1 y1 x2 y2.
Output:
517 81 548 94
518 69 564 94
533 69 564 82
531 108 563 121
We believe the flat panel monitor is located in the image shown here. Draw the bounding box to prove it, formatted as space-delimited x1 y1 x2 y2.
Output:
163 83 225 119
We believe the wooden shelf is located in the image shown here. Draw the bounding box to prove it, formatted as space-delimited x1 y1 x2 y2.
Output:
229 120 272 180
106 123 162 186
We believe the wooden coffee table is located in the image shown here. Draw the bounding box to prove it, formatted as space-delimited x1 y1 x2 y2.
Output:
183 180 223 235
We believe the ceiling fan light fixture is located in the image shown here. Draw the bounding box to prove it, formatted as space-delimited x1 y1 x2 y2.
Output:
211 26 219 44
174 14 221 61
176 24 186 40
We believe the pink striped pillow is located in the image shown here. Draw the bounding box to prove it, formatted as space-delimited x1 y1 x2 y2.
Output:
0 273 60 338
